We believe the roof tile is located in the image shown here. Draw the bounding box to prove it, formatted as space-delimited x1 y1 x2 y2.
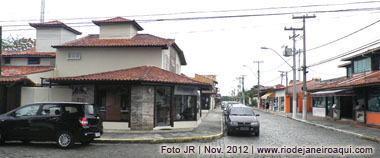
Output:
3 48 56 57
2 66 55 76
92 17 143 30
310 70 380 91
50 66 210 86
29 20 82 35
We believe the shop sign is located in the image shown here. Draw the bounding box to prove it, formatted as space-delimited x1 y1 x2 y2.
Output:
174 86 198 95
313 107 326 117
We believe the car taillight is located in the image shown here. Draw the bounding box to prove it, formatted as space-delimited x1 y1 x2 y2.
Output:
79 117 88 126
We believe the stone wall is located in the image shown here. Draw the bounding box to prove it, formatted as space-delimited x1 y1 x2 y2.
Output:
71 85 95 104
130 85 154 130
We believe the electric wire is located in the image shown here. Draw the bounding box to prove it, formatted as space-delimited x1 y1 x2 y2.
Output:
1 0 380 23
307 19 380 51
308 38 380 67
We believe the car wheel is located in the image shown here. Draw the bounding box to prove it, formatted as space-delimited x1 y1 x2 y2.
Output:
226 128 232 136
0 130 5 144
255 129 260 136
56 131 74 149
81 138 94 145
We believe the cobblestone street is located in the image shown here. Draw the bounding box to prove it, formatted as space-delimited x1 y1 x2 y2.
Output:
0 111 378 158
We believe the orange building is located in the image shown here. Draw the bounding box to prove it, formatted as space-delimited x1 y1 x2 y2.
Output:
283 79 320 113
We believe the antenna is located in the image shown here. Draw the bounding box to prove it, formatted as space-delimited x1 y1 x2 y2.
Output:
40 0 45 23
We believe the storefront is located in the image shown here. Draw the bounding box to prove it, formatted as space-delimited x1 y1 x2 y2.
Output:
310 89 355 119
49 66 211 130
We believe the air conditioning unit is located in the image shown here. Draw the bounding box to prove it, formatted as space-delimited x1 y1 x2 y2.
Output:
283 46 293 57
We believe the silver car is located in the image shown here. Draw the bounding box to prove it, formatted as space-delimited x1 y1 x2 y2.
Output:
225 106 260 136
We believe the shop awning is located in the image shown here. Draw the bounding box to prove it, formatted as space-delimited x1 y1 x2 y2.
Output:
262 92 275 99
310 89 355 97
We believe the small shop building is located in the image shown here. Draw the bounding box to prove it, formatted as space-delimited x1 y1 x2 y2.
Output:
48 66 211 130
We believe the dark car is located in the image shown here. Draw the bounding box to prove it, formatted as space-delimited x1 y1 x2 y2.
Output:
0 102 103 148
225 106 260 136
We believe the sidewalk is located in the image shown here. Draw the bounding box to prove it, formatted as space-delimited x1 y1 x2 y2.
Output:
256 108 380 143
94 108 223 143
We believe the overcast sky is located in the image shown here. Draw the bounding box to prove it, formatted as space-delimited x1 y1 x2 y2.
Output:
2 0 380 96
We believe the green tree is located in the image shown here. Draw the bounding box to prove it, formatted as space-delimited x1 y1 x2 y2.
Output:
2 35 35 51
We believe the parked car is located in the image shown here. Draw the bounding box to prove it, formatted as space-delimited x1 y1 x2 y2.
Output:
223 101 240 111
225 106 260 136
0 102 103 148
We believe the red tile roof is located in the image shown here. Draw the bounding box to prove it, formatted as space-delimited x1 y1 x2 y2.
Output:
2 66 55 76
92 17 143 30
0 76 35 85
29 20 82 35
50 66 210 87
53 34 187 65
3 48 56 57
310 70 380 91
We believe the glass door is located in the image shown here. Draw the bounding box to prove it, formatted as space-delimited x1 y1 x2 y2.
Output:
155 86 171 126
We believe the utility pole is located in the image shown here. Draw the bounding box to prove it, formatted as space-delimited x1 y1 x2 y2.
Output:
253 61 263 108
279 71 285 85
279 70 288 111
293 14 316 120
284 28 300 119
40 0 45 23
241 75 246 105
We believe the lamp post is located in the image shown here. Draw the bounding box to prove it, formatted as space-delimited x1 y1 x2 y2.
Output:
261 47 297 118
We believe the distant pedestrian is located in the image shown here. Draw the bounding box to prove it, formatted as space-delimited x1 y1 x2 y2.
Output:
265 102 269 111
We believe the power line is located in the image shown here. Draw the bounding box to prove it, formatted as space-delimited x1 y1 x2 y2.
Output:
261 57 292 73
308 38 380 67
139 7 380 23
308 19 380 51
2 6 380 29
1 0 380 23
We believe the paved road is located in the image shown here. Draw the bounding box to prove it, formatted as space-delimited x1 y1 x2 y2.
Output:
0 111 378 158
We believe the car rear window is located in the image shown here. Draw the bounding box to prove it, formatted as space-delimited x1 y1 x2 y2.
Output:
63 105 80 114
230 107 254 116
85 104 99 115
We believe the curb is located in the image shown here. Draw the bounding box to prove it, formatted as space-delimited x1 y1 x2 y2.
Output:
257 108 380 143
93 112 224 144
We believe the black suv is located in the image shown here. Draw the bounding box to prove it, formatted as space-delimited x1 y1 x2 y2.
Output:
0 102 103 148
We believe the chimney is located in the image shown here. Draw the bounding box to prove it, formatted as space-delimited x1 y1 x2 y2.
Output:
93 17 144 39
29 21 81 52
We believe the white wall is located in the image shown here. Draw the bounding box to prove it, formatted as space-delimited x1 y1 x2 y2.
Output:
10 58 27 66
36 28 77 52
173 121 199 129
103 122 129 130
26 70 54 84
99 24 138 39
55 47 163 77
162 49 170 71
21 87 72 106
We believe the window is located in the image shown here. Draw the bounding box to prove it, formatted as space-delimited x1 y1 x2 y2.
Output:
28 58 40 65
4 58 10 65
347 67 352 78
67 52 81 60
163 54 169 70
15 105 40 117
41 104 61 116
368 89 380 112
63 105 80 114
120 87 130 122
174 96 197 121
312 97 325 108
354 58 371 73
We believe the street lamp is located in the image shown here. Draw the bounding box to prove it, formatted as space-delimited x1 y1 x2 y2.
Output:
261 46 297 119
